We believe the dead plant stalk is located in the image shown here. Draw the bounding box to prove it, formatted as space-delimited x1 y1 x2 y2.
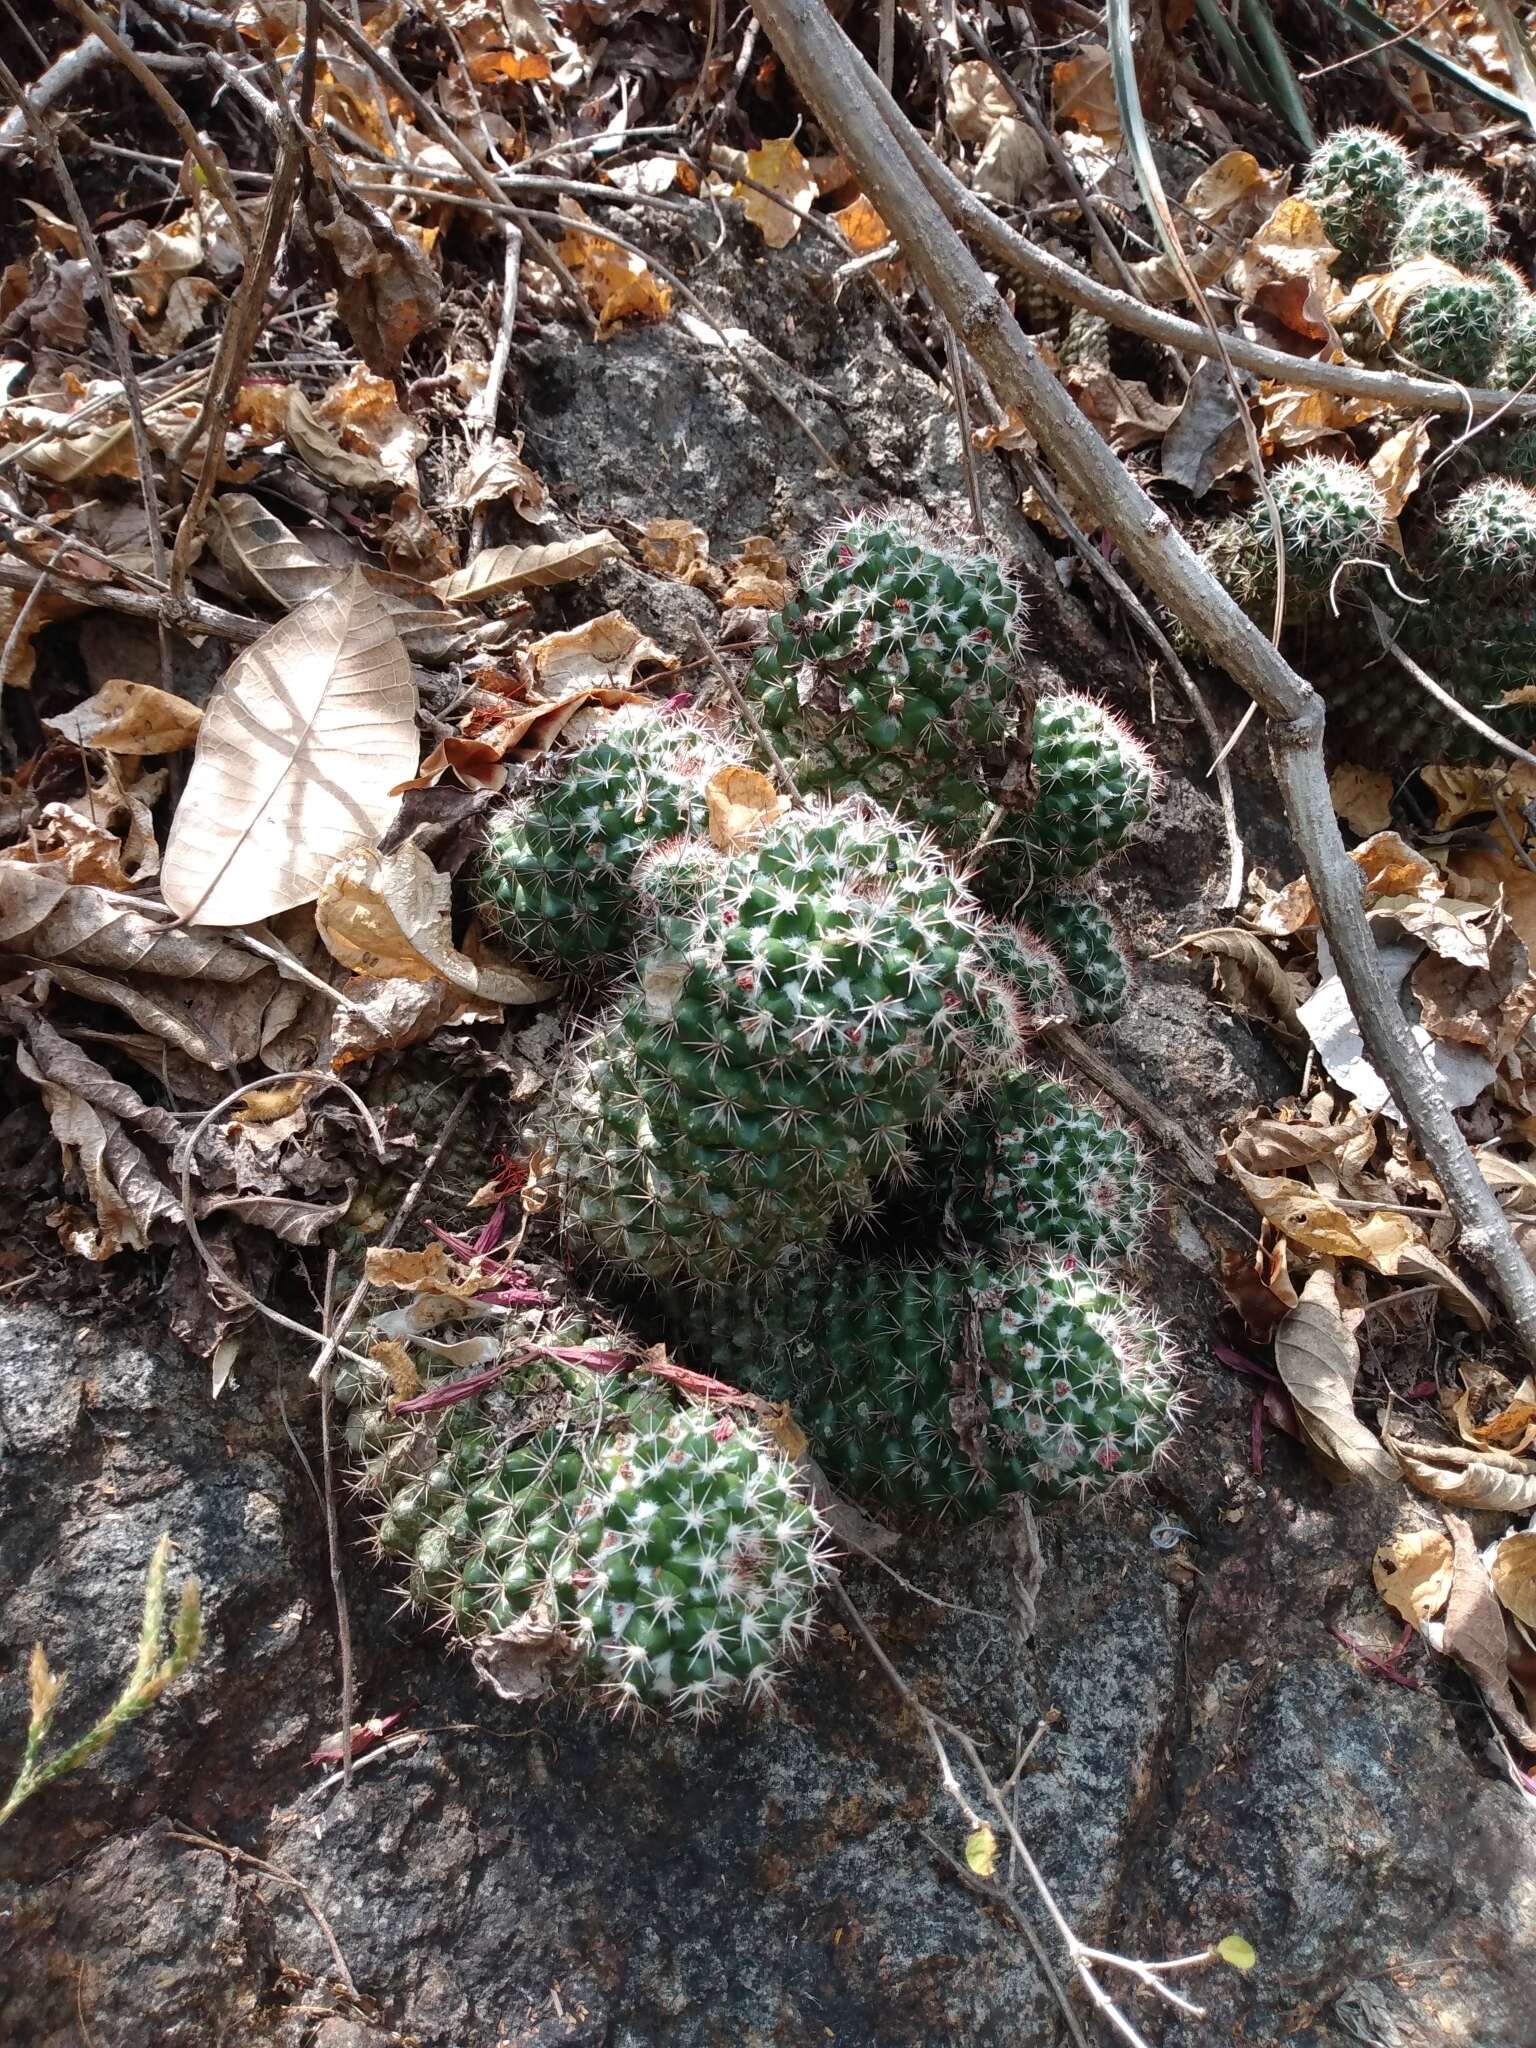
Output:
748 0 1536 1364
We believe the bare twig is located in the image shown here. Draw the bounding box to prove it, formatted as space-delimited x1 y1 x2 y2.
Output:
0 31 109 149
467 226 523 558
1043 1022 1217 1183
0 557 260 643
49 0 251 254
1372 607 1536 773
748 0 1536 1361
688 622 806 803
317 1255 356 1788
168 1825 359 1994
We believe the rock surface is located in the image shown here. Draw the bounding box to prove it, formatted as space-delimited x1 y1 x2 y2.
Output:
4 230 1535 2048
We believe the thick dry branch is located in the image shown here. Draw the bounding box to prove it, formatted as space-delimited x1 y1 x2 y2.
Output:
751 0 1536 1363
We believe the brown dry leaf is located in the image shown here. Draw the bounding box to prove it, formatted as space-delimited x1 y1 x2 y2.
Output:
399 735 508 795
1412 914 1536 1061
1063 362 1181 452
1373 1528 1454 1626
131 276 221 357
1229 198 1340 341
204 493 340 609
1441 1514 1536 1749
307 167 443 375
1273 1268 1396 1483
1053 43 1120 144
21 198 83 257
640 519 715 585
1421 762 1522 828
43 679 202 756
434 532 622 604
1225 1160 1410 1261
1255 830 1441 935
160 570 418 926
1159 360 1252 497
1446 837 1536 963
1368 418 1430 530
0 580 78 686
313 366 425 493
556 210 672 334
723 536 792 610
1180 927 1301 1030
1490 1531 1536 1627
363 1242 488 1300
1221 1235 1298 1341
315 841 552 1003
1259 381 1388 452
945 60 1049 205
451 437 548 521
830 193 903 289
464 48 551 83
235 384 392 493
972 407 1036 455
705 765 788 851
327 971 500 1067
732 138 817 247
1329 764 1394 835
528 611 672 694
0 866 260 981
1387 1436 1536 1512
15 804 138 890
1452 1366 1536 1452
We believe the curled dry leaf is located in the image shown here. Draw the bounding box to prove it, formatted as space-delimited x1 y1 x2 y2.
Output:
1490 1531 1536 1628
160 569 419 926
451 437 548 521
433 532 621 605
43 679 203 756
204 492 341 610
556 208 672 333
0 866 262 982
527 611 672 694
1229 197 1339 341
945 60 1048 206
1452 1366 1536 1452
306 163 444 375
640 519 715 585
1373 1527 1454 1626
1272 1267 1397 1484
1439 1513 1536 1749
315 841 553 1005
1180 927 1301 1030
1053 42 1120 145
731 138 817 247
1329 764 1394 836
1367 419 1431 552
722 536 792 610
1386 1436 1536 1513
705 765 788 851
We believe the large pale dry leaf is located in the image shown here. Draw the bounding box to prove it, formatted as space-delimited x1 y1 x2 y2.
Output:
527 611 672 693
1373 1528 1454 1626
1490 1531 1536 1627
314 841 552 1004
434 532 621 605
1387 1436 1536 1513
945 60 1049 205
1272 1267 1397 1483
205 493 340 609
732 138 818 247
1440 1513 1536 1749
160 570 418 926
1297 944 1496 1119
1225 1158 1415 1263
44 679 203 756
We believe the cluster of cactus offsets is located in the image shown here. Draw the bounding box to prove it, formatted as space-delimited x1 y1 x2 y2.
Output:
916 1070 1154 1260
1199 455 1388 626
1395 272 1505 384
1393 171 1493 269
337 1340 831 1719
672 1256 1178 1517
1003 694 1156 884
548 806 1013 1286
1023 894 1131 1026
1438 478 1536 582
743 512 1026 848
478 714 714 972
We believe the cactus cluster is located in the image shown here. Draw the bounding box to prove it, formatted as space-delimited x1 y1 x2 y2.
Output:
1300 126 1416 276
337 1332 831 1720
1396 272 1505 384
479 712 715 972
670 1254 1178 1518
1393 172 1492 269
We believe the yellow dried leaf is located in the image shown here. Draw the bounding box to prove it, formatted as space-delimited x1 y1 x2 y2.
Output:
964 1825 998 1878
831 193 902 289
763 1402 809 1461
364 1243 487 1300
1372 1528 1454 1625
734 138 817 248
315 842 551 1004
723 535 791 610
1216 1935 1256 1972
1259 381 1388 452
434 533 622 604
640 518 713 583
44 679 203 756
1386 1436 1536 1512
1335 255 1462 345
1230 198 1340 341
1490 1531 1536 1627
706 764 789 851
1368 419 1430 524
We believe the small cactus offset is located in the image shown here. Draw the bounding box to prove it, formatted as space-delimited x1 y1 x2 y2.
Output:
997 693 1156 889
1199 456 1387 624
1395 273 1504 384
744 512 1026 851
1503 299 1536 390
1393 172 1493 269
915 1069 1154 1260
478 714 715 973
977 918 1073 1022
1300 126 1416 275
338 1342 831 1720
1023 893 1131 1026
1438 478 1536 582
672 1255 1179 1519
1482 256 1531 321
548 804 1012 1286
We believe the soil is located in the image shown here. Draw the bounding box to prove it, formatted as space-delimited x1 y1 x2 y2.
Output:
3 192 1534 2048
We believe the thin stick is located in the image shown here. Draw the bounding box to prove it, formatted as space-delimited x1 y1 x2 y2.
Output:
48 0 250 255
0 30 108 148
1372 610 1536 773
688 622 806 802
941 316 986 538
753 0 1536 1363
468 226 523 558
1043 1022 1216 1182
167 1825 358 1994
318 1254 356 1788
